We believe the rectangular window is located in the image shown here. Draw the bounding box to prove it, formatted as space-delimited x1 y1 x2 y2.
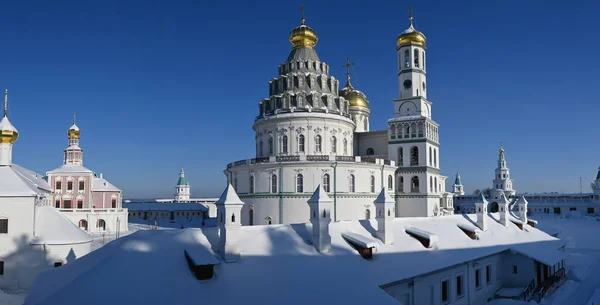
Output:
475 268 481 289
77 200 83 209
112 199 117 208
64 200 72 209
55 200 60 208
79 181 84 190
56 181 61 190
570 207 576 211
441 280 449 303
513 265 518 274
456 275 464 298
486 265 492 284
0 219 7 234
0 261 3 275
67 181 73 191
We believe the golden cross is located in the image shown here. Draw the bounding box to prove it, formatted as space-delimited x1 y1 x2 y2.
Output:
342 57 354 80
73 112 77 124
301 5 306 25
408 6 413 22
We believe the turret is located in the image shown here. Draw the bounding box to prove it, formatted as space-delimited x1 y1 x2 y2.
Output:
499 193 510 227
216 184 244 262
517 196 528 224
475 193 488 231
175 167 191 202
452 171 465 195
64 113 83 165
0 90 18 166
491 144 516 200
374 188 395 244
307 185 332 253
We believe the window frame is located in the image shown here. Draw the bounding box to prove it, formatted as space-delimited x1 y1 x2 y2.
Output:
441 278 450 304
296 174 304 193
475 268 482 289
323 174 330 192
370 176 375 193
349 174 355 193
456 273 465 299
486 264 492 285
0 218 8 234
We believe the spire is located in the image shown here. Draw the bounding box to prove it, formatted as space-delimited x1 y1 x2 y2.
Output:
177 167 187 186
3 89 7 117
300 5 305 25
342 57 354 87
454 171 462 185
73 112 76 125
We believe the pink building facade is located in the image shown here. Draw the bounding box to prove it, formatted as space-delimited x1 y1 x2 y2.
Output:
46 118 128 233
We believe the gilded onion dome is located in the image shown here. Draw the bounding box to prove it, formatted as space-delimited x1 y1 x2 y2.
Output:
396 10 426 49
339 76 369 108
289 15 318 49
68 113 80 139
0 89 18 144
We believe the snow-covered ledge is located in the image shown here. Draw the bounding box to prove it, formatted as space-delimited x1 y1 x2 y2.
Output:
405 226 439 248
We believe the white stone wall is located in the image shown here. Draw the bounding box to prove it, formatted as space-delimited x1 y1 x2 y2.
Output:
253 113 355 158
59 209 129 233
227 159 396 225
354 130 388 158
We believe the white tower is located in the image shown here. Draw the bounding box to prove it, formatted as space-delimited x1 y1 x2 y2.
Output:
374 188 395 245
491 145 516 200
175 167 191 202
517 196 528 224
452 171 465 195
475 193 488 231
499 193 510 227
0 90 18 166
307 185 332 253
389 8 443 217
64 113 83 165
216 184 243 262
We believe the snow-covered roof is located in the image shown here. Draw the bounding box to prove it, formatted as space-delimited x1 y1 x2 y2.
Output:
124 202 208 211
31 206 92 245
47 164 93 174
0 164 50 197
92 176 120 192
25 213 563 305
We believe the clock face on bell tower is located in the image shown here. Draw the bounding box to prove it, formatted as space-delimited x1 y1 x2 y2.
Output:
403 79 412 89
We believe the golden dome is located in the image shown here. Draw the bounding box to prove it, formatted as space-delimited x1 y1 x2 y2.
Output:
289 17 318 49
0 90 18 144
339 78 369 108
396 9 426 49
68 125 80 139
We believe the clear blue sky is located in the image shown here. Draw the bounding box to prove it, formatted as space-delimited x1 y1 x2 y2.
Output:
1 0 598 198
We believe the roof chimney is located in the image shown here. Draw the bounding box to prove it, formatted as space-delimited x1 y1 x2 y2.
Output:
374 188 394 245
475 193 488 231
499 194 510 227
216 184 244 262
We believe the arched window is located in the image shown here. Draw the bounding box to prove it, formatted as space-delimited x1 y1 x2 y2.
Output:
404 49 410 68
414 49 420 68
366 148 374 156
268 136 274 155
282 135 288 153
78 219 88 230
411 146 419 166
259 140 263 156
296 174 304 193
265 217 273 225
422 50 426 70
97 219 106 231
434 148 437 167
365 209 371 220
429 147 432 166
434 177 438 193
430 176 433 192
343 139 348 155
249 175 255 194
249 208 254 226
271 174 278 193
323 174 330 192
411 176 419 193
231 213 235 223
406 126 411 135
331 136 337 153
398 147 403 166
298 134 305 152
370 176 375 193
398 176 404 192
315 135 322 152
349 175 355 193
388 175 393 191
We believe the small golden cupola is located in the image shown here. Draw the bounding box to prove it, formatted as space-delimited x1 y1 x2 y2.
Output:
396 7 426 50
0 89 19 144
68 113 80 139
339 58 369 109
289 6 318 49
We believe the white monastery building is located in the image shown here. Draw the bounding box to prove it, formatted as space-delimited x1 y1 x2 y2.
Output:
46 115 128 234
225 11 453 225
0 90 92 290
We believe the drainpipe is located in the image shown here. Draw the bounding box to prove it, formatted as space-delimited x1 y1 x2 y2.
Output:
332 161 338 222
279 162 283 224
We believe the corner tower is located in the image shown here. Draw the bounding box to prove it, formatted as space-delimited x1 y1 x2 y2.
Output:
175 167 191 202
389 8 443 217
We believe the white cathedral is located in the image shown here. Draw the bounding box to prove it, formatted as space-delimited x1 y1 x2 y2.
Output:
225 12 454 225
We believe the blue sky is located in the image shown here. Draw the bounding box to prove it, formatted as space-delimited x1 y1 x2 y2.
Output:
1 0 598 198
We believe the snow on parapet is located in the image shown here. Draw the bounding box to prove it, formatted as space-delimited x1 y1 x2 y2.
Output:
405 226 439 248
216 183 244 206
